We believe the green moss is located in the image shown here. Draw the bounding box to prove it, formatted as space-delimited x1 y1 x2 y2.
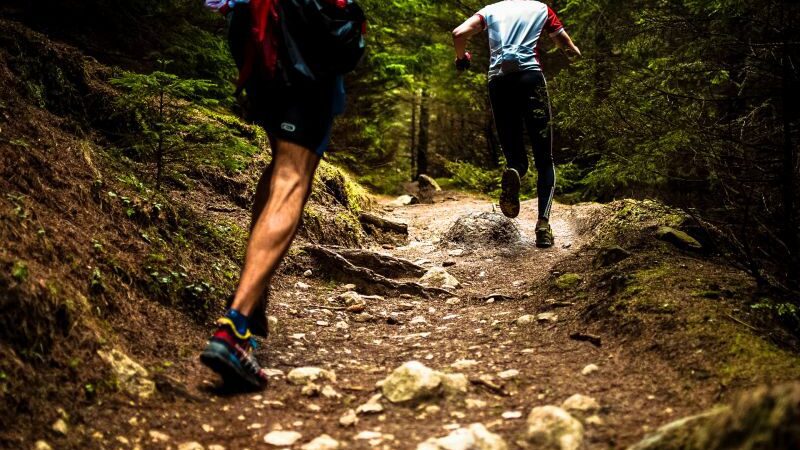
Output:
555 273 583 290
718 329 800 385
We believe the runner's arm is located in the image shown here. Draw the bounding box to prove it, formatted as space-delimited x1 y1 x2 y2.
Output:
452 15 484 59
550 30 581 59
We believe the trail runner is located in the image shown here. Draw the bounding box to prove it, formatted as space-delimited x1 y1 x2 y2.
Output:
452 0 580 247
200 0 364 389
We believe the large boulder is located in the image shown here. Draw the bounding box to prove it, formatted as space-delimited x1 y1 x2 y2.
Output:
627 383 800 450
444 212 522 247
522 406 584 450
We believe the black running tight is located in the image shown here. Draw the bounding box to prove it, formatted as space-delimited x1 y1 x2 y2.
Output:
488 70 555 220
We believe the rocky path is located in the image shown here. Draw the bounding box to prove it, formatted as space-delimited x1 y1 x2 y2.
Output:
77 194 709 450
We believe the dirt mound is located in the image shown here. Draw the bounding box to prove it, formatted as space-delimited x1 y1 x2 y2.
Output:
443 211 521 247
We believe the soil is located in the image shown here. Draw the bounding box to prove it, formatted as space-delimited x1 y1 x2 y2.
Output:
25 193 796 450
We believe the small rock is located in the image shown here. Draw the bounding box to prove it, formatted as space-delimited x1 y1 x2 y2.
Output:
287 367 336 385
302 434 340 450
51 418 68 435
335 320 349 331
97 348 156 398
339 409 358 427
382 361 443 403
502 411 523 420
581 364 599 376
263 430 303 446
295 281 311 290
446 297 461 305
202 424 214 433
497 369 520 380
451 359 479 370
389 194 419 207
342 283 357 291
354 431 384 440
441 373 469 397
420 267 461 290
208 446 226 450
585 415 604 426
304 269 313 277
561 394 600 420
448 249 465 257
148 430 170 442
321 385 342 399
655 226 702 251
525 406 584 450
357 394 385 414
268 316 280 335
515 315 535 326
301 383 321 396
177 442 204 450
34 441 52 450
537 312 558 323
416 423 507 450
410 316 428 325
316 320 330 327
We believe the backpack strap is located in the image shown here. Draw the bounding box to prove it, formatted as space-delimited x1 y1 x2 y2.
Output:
235 0 280 94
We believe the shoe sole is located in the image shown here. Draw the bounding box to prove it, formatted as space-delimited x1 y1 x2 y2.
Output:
500 169 521 218
201 341 265 391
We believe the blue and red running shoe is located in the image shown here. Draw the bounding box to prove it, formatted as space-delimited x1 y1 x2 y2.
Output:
200 316 269 390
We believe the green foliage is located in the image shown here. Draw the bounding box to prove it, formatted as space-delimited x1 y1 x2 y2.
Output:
111 62 261 187
11 261 29 282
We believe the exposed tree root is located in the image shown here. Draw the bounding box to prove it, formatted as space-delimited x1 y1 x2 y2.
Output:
326 247 426 278
359 212 409 235
303 245 453 298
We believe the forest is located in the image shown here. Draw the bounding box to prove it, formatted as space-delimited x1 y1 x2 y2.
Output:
1 0 799 449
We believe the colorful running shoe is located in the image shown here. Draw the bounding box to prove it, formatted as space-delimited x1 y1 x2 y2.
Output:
200 317 268 390
500 168 521 218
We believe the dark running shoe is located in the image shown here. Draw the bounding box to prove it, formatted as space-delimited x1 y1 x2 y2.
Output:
500 168 521 218
536 223 554 248
200 318 268 390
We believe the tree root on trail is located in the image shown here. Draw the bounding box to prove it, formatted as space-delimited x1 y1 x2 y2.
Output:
359 212 409 235
327 247 426 278
303 245 453 298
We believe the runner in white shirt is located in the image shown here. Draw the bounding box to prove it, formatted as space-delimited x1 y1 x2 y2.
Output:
452 0 580 248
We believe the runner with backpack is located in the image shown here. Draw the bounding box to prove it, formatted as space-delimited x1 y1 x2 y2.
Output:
201 0 366 389
451 0 580 248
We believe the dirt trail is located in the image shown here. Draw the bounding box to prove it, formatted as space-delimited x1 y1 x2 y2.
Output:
79 194 713 449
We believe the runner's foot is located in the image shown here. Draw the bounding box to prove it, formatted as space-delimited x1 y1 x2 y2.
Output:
500 168 521 218
535 220 554 248
200 315 268 390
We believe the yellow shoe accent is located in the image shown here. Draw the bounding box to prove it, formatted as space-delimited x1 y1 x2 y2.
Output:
216 317 252 340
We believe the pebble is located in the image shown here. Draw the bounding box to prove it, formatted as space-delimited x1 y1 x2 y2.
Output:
502 411 523 420
335 321 349 331
581 364 599 376
354 431 384 440
445 297 461 305
417 423 507 450
34 441 52 450
515 315 535 326
177 442 204 450
51 419 68 435
287 367 336 385
339 409 358 427
451 359 479 370
263 430 303 446
301 434 340 450
148 430 170 442
497 369 520 380
304 269 313 277
525 406 584 450
536 312 558 323
561 394 601 420
382 361 443 403
295 281 311 290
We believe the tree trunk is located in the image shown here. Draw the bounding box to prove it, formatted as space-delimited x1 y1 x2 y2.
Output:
780 2 799 284
410 90 418 180
416 87 430 178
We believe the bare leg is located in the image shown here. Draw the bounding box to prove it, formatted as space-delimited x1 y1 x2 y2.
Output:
231 139 320 316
